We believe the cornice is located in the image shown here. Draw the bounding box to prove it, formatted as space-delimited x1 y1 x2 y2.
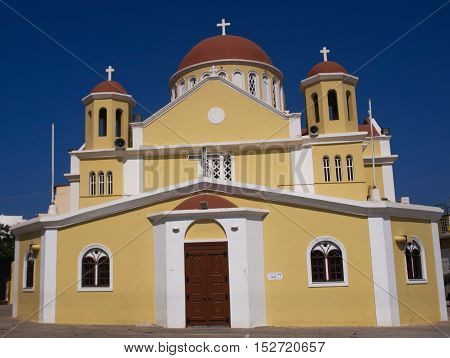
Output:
11 179 443 235
300 73 359 90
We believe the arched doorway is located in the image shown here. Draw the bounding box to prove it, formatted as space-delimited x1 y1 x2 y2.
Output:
184 220 230 326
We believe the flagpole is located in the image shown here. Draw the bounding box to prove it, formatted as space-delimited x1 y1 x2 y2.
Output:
368 99 376 189
47 123 58 215
51 122 55 204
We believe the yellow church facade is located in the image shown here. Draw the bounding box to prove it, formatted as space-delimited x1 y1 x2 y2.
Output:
11 23 447 328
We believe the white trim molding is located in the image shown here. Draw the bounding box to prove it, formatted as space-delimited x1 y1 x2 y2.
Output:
306 237 348 287
368 217 400 326
431 222 448 321
39 229 58 323
300 73 359 90
148 207 268 328
77 244 114 292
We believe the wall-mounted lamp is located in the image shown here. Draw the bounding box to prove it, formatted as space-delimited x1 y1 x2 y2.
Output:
30 244 40 252
394 235 411 244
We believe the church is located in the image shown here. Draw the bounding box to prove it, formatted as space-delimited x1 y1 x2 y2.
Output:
11 20 447 328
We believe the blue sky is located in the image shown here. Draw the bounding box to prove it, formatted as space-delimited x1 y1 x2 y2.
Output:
0 0 448 218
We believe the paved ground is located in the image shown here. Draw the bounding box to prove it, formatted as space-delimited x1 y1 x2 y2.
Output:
0 305 449 338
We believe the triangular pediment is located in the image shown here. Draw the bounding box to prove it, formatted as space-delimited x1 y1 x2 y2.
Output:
137 77 293 146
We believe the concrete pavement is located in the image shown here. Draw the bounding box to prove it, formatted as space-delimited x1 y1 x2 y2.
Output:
0 305 448 338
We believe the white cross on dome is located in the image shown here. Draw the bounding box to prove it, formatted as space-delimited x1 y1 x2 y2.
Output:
216 18 230 36
320 47 330 62
105 66 115 81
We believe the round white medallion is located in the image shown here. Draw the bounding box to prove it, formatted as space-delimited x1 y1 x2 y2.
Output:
208 107 225 125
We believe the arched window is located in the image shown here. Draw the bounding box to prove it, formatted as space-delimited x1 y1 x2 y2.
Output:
405 240 425 281
178 80 186 95
98 108 107 136
23 251 35 289
346 155 354 181
98 171 105 195
106 171 113 195
172 86 177 100
248 72 258 97
327 90 339 120
323 156 331 182
80 247 111 288
309 240 345 284
232 71 243 89
218 71 227 79
272 77 279 109
188 76 197 89
335 155 342 182
312 93 320 123
346 91 352 121
262 75 270 104
115 109 122 137
201 73 210 80
89 172 96 196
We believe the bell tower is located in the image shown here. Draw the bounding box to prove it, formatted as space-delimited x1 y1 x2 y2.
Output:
82 66 136 150
300 48 359 135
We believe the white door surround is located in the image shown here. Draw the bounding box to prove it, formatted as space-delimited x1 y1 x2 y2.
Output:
148 207 269 328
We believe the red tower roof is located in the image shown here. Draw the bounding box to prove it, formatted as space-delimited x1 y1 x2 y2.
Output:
91 80 128 94
307 61 347 77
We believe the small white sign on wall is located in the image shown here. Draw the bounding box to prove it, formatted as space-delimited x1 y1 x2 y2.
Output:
267 272 283 281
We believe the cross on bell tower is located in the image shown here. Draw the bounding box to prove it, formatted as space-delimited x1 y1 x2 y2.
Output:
105 65 115 81
320 47 330 62
216 18 230 36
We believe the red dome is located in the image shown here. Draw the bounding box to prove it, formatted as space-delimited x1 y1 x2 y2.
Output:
178 35 273 71
307 61 347 77
91 80 128 94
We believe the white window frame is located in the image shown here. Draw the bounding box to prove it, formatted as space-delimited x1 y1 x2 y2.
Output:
272 77 280 109
188 76 197 89
346 155 354 181
98 171 105 195
405 236 428 285
178 80 186 96
89 172 96 196
197 153 235 182
218 71 228 80
78 244 113 292
323 156 331 182
106 171 113 195
22 250 35 292
306 237 348 288
232 70 244 89
262 75 271 104
201 73 210 81
335 156 342 182
247 72 259 98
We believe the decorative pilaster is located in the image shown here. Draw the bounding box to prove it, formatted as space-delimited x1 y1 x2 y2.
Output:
368 216 400 326
39 229 58 323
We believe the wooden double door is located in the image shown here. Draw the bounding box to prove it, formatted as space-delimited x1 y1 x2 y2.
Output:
184 242 230 326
